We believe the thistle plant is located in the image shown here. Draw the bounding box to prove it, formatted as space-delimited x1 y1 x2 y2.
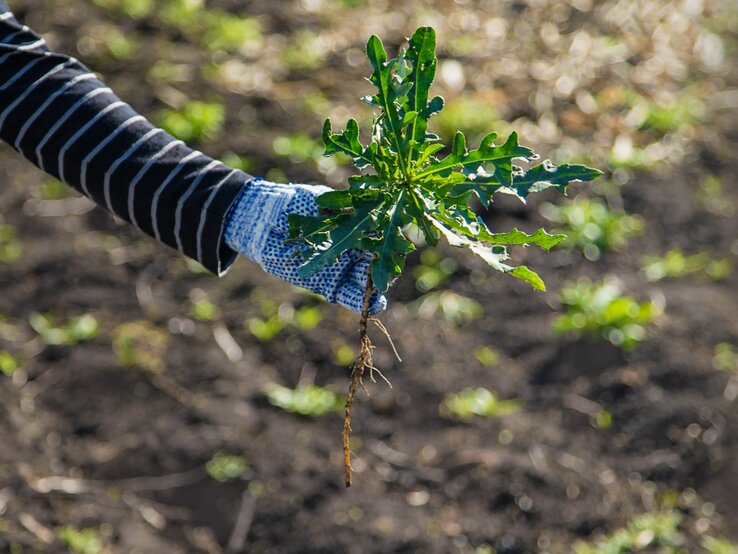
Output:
289 27 601 486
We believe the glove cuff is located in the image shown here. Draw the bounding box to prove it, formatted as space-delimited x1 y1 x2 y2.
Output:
224 178 295 264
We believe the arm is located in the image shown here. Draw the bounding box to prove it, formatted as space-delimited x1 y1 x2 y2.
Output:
0 5 385 312
0 4 245 275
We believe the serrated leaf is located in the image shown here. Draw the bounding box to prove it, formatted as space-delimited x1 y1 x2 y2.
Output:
369 191 415 291
405 27 437 151
417 132 533 192
405 189 439 246
508 162 603 198
366 34 409 173
422 96 444 118
468 242 546 291
298 199 382 278
315 190 354 210
322 119 372 168
348 174 386 189
477 228 566 251
429 216 546 290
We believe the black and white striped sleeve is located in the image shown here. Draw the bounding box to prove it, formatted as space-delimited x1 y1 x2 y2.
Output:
0 4 253 275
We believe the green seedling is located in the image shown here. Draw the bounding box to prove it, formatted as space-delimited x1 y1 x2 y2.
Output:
474 346 499 368
413 248 458 292
281 31 327 71
58 525 103 554
414 290 483 326
272 133 326 165
331 339 356 366
113 320 170 373
220 151 254 173
0 351 20 376
92 0 154 19
713 343 737 373
40 178 71 200
607 135 657 171
264 383 344 417
574 509 682 554
187 299 219 321
641 249 732 282
157 100 224 143
289 26 600 485
553 279 659 350
202 12 260 54
29 313 99 346
0 222 22 264
246 300 324 342
206 452 249 482
702 536 738 554
695 176 735 218
441 387 521 420
540 197 643 261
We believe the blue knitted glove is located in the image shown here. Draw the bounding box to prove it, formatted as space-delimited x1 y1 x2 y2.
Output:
224 178 387 314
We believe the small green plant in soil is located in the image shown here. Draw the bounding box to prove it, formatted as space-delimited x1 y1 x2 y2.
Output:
474 346 500 368
412 248 458 292
205 452 249 482
0 222 22 264
641 249 732 282
413 290 483 326
289 27 601 485
702 536 738 554
712 343 737 373
695 175 735 218
247 299 324 342
29 313 99 346
0 350 20 376
112 320 170 373
156 100 224 143
554 279 659 350
573 509 682 554
441 387 521 420
58 525 103 554
540 196 643 261
264 383 344 417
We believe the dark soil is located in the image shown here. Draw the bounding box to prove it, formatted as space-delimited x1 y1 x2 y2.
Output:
1 0 737 552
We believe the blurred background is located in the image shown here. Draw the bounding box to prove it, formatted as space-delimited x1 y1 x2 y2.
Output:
0 0 737 552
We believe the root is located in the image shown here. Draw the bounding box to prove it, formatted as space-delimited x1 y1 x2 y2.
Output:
343 272 374 488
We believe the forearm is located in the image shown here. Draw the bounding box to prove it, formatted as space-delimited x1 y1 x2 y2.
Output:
0 6 251 274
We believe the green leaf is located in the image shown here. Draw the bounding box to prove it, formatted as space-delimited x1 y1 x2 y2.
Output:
417 132 537 206
297 199 383 277
508 161 603 199
405 27 438 150
366 34 409 176
429 216 546 291
322 118 372 168
468 242 546 291
366 35 387 73
405 188 439 246
315 190 354 210
369 191 415 291
476 228 566 251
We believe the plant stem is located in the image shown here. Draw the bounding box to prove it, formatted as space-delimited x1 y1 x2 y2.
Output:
343 271 374 487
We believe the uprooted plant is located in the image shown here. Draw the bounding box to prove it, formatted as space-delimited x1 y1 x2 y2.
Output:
289 26 602 486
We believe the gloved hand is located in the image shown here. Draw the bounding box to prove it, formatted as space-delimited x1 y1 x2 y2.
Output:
224 178 387 314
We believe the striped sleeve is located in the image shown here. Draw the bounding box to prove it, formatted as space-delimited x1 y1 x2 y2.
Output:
0 5 252 275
